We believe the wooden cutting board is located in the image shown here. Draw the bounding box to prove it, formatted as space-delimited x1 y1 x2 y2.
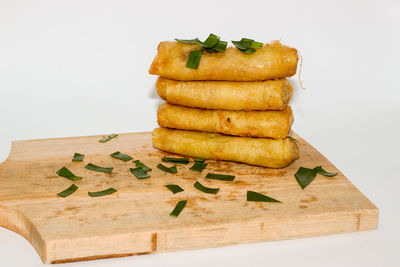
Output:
0 132 378 264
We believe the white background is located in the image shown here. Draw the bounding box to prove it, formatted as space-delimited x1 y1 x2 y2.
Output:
1 0 399 266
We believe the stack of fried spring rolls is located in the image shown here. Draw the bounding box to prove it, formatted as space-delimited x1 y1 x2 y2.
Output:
149 41 300 168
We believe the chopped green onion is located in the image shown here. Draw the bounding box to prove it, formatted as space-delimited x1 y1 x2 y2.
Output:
170 200 187 217
189 162 208 172
205 173 235 181
247 191 281 203
194 158 206 163
205 40 227 52
157 163 177 173
193 181 219 194
186 50 203 69
295 167 318 190
133 160 152 172
98 133 117 143
85 163 113 173
232 38 263 54
57 184 78 198
175 38 203 45
316 166 338 177
72 153 84 162
56 167 82 181
88 188 117 197
295 166 339 190
110 151 133 162
251 41 263 48
130 167 150 179
162 156 189 165
202 33 220 48
165 184 184 194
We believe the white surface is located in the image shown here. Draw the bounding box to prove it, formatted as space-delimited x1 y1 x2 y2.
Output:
0 0 399 266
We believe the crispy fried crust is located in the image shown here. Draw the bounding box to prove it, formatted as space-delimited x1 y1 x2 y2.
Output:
149 41 298 81
156 78 292 111
152 128 299 168
157 103 293 139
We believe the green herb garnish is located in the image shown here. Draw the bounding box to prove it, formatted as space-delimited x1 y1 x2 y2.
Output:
72 153 84 162
85 163 113 173
202 33 220 48
232 38 263 54
295 166 338 190
88 188 117 197
189 162 208 172
186 50 203 69
98 133 117 143
56 167 82 181
57 184 78 198
170 200 187 217
130 167 150 179
165 184 184 194
205 41 227 52
247 191 281 203
176 33 227 69
295 167 317 190
194 158 206 163
110 151 133 162
162 156 190 165
205 173 235 181
316 166 338 177
157 163 177 174
174 38 203 45
133 160 152 172
193 181 219 194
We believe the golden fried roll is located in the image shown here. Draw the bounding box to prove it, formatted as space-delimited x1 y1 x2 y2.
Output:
157 78 292 111
157 103 293 139
149 41 298 81
153 128 299 168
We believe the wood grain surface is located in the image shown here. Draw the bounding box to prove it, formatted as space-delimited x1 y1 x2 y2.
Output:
0 132 378 264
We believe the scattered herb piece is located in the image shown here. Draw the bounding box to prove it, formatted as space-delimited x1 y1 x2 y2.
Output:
110 151 133 162
205 173 235 181
316 166 338 177
193 181 219 194
205 40 227 52
247 191 281 203
72 153 84 162
295 167 318 190
165 184 184 194
295 166 338 190
202 33 220 48
56 167 82 181
170 200 187 217
162 156 190 165
98 133 117 143
85 163 113 173
176 33 227 68
232 38 263 54
157 163 177 174
174 38 203 45
57 184 78 198
133 160 152 172
189 162 208 172
194 158 206 163
88 188 117 197
130 167 150 179
186 50 203 69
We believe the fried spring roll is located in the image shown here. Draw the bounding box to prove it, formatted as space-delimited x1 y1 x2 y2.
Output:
149 41 298 81
157 77 292 111
157 103 293 139
153 128 299 168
